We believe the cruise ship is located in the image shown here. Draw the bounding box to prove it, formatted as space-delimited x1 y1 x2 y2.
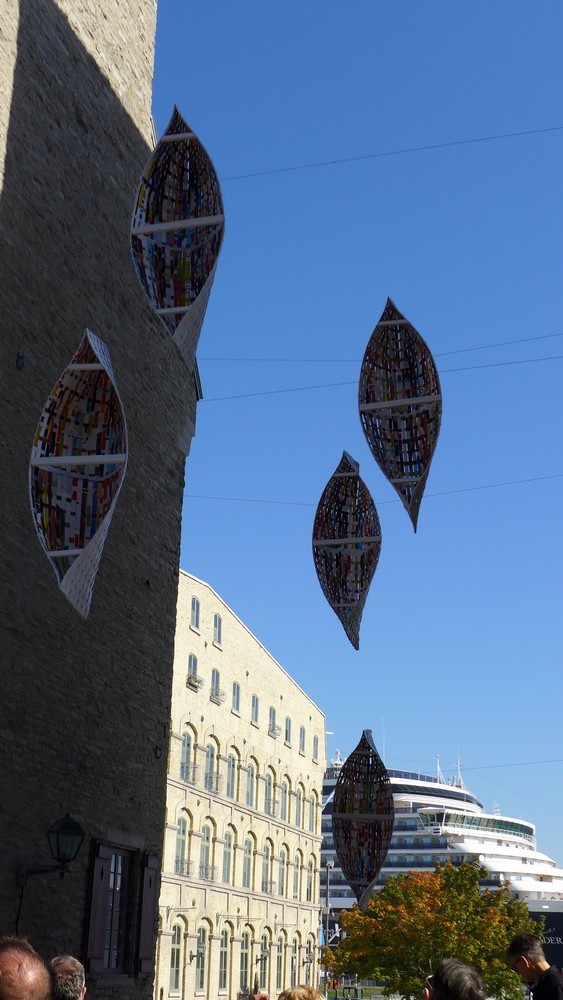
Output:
321 750 563 939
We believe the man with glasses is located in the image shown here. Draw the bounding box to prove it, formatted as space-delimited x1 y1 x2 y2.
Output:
507 933 563 1000
424 959 485 1000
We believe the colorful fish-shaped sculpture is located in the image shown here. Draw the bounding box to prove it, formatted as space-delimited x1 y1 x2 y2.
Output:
359 298 442 531
312 452 381 650
29 330 128 618
131 106 225 372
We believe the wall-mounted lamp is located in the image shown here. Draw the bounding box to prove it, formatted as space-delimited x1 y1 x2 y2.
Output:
189 950 204 964
17 813 85 887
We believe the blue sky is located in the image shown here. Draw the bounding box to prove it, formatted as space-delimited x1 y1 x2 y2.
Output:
151 3 563 863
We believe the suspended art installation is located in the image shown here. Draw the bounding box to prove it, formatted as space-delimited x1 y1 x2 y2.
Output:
312 452 381 650
358 297 442 531
29 330 128 618
332 729 395 911
131 106 225 372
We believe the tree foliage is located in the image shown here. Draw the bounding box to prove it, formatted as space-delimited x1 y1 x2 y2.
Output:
324 862 542 1000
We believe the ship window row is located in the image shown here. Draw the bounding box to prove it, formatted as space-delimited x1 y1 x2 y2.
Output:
178 730 319 831
169 922 317 994
184 665 320 761
173 819 319 902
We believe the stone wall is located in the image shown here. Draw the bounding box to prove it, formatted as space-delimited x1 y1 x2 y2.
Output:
0 3 197 997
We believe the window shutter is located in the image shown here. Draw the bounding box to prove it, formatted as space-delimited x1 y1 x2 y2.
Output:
138 852 160 974
85 841 113 971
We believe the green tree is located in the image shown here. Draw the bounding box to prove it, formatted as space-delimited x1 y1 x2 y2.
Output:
325 862 542 1000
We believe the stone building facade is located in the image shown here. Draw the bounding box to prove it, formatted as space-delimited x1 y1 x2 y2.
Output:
0 3 200 997
155 572 326 1000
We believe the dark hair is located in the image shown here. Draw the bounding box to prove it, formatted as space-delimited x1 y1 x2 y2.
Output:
507 934 546 964
49 958 85 1000
0 937 51 1000
431 959 485 1000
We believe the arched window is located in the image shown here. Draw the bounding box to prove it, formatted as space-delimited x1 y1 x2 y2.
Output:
188 653 198 677
240 932 249 991
313 735 319 761
309 794 316 833
204 744 216 792
222 831 233 884
299 726 306 753
290 939 298 987
280 780 288 822
200 824 211 877
268 705 276 734
242 839 252 888
278 848 286 896
306 859 314 902
191 596 200 629
180 731 191 782
195 927 206 991
295 788 302 828
293 854 301 899
169 924 182 991
304 941 314 985
285 717 291 743
175 817 187 874
211 668 221 699
276 937 284 992
264 772 273 815
232 681 240 712
261 843 271 893
246 764 255 807
213 613 222 644
219 929 229 991
259 934 269 991
251 694 259 724
226 754 236 799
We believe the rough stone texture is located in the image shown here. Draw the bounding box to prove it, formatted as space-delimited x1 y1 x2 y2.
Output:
0 3 197 997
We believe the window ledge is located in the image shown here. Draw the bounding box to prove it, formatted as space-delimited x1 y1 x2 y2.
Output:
212 641 222 650
251 720 259 728
189 624 200 635
231 708 240 717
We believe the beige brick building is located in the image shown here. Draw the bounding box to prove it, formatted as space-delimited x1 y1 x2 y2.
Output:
155 572 327 1000
0 3 199 996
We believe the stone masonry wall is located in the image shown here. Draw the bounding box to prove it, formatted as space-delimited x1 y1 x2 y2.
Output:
0 3 197 997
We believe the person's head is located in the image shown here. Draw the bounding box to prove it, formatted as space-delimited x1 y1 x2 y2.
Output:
507 933 549 983
0 937 51 1000
425 959 485 1000
49 957 86 1000
278 988 324 1000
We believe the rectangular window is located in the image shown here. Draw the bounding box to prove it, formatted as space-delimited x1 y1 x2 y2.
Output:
285 717 291 744
191 596 200 630
219 931 228 991
232 681 240 713
211 668 220 698
313 735 319 761
251 694 259 724
299 726 305 754
213 613 222 645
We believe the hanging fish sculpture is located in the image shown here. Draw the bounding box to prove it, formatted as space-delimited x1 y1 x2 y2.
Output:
332 729 395 911
131 106 225 372
29 330 128 618
358 298 442 531
312 452 381 650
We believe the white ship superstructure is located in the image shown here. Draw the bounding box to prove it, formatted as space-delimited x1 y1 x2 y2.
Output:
321 752 563 931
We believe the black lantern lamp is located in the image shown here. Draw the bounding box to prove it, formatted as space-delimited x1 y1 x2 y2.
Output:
17 813 85 886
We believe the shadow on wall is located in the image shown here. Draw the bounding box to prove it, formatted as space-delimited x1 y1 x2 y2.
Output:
0 0 180 976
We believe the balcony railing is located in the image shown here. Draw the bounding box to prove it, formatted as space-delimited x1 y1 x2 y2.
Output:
199 864 218 881
204 772 223 794
268 724 281 738
210 687 226 705
265 799 279 817
261 879 277 895
180 763 200 784
186 673 204 690
174 859 194 876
